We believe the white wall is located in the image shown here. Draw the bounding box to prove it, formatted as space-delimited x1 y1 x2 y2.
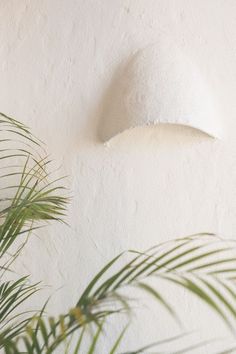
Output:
0 1 236 352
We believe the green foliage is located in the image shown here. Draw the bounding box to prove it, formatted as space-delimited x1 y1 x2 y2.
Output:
0 112 236 353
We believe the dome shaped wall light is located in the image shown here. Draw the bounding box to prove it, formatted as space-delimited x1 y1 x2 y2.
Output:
101 42 221 142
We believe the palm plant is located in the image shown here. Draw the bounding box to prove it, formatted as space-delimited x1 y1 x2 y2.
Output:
0 112 236 353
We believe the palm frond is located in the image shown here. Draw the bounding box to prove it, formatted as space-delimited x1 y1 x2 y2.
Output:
3 236 236 353
75 234 236 333
0 277 39 348
0 113 68 350
0 113 68 260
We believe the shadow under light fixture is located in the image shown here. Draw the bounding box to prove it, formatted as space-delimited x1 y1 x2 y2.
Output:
102 41 221 143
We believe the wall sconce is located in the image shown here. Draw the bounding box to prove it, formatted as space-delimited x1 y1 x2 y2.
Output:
101 42 221 143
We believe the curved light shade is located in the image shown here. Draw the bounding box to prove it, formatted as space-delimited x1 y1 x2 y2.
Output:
102 42 221 142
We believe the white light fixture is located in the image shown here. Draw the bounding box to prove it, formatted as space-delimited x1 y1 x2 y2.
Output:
101 41 221 142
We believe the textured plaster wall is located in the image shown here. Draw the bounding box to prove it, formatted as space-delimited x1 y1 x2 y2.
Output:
0 1 236 352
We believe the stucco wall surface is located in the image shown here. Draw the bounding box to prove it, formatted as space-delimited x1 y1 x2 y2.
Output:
0 1 236 352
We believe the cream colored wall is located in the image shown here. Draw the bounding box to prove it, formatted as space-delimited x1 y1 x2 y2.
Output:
0 1 236 352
